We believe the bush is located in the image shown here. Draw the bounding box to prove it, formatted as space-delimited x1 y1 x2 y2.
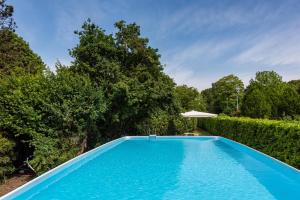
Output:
198 116 300 168
135 110 196 135
136 110 170 135
173 116 195 134
0 132 15 182
136 110 191 135
0 70 107 175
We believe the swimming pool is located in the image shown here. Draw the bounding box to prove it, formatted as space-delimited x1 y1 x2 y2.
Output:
1 136 300 200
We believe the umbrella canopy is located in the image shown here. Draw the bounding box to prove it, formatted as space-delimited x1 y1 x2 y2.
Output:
181 110 217 118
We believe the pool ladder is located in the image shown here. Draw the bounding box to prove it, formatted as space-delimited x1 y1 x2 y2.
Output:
149 134 157 141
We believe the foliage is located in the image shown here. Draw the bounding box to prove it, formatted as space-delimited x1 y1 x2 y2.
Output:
0 132 15 182
0 70 106 175
135 109 195 135
202 74 244 115
254 70 283 86
0 30 45 77
241 71 300 119
70 19 179 137
0 0 16 30
201 88 215 113
241 83 272 118
0 18 181 180
70 20 120 88
136 109 170 135
198 116 300 168
173 116 195 133
278 84 300 117
175 85 206 112
288 80 300 94
248 71 284 118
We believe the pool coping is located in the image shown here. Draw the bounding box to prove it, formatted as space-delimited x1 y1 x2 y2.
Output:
1 135 299 199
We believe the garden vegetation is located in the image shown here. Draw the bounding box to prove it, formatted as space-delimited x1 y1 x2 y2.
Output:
0 1 201 181
0 0 299 182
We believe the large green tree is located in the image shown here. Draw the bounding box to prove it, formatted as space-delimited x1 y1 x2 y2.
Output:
241 71 300 119
70 20 120 89
0 30 45 77
201 88 215 113
289 80 300 94
70 20 178 137
241 83 272 118
0 1 44 77
175 85 206 112
202 74 244 115
251 71 284 118
278 84 300 118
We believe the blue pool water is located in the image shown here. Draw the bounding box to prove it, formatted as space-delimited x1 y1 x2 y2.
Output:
2 136 300 200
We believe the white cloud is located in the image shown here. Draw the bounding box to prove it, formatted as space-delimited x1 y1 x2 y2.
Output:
232 22 300 66
157 2 275 38
166 68 215 91
162 39 240 90
163 39 237 69
12 0 300 87
161 3 300 90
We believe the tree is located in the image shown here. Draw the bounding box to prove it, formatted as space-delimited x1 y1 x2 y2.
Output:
175 85 206 112
201 88 216 113
288 80 300 94
208 74 244 115
0 0 16 31
278 84 300 118
254 71 283 86
248 71 284 118
70 19 120 89
241 71 300 119
70 20 178 136
0 30 45 77
241 83 272 118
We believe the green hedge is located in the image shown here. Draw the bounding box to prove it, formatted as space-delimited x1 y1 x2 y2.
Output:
198 116 300 169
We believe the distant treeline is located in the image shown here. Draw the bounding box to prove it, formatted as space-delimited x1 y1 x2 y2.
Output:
0 0 299 182
202 73 300 119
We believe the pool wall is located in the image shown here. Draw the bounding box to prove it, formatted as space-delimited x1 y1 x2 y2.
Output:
1 136 299 199
0 137 126 200
219 137 300 182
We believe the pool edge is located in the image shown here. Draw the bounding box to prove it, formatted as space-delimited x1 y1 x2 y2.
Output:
0 136 128 200
2 135 299 199
218 136 300 179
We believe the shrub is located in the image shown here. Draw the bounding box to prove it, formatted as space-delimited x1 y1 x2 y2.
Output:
0 132 15 182
0 70 107 175
198 116 300 168
136 110 170 135
136 111 195 135
173 116 195 134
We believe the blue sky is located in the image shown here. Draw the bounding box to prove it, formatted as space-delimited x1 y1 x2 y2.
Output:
9 0 300 90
